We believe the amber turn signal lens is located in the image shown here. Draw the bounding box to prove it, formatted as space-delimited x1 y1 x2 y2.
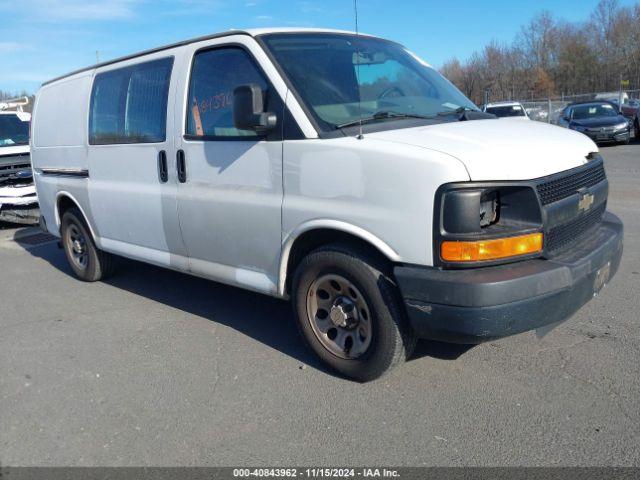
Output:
441 233 543 263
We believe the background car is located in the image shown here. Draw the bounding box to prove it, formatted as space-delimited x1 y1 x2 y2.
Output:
0 97 39 224
557 101 631 145
525 106 549 122
620 98 639 116
482 101 530 120
594 91 629 104
620 99 639 139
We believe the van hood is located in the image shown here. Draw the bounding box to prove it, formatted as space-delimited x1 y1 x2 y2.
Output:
367 119 597 181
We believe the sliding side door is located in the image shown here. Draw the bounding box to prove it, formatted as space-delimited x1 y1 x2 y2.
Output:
87 50 187 268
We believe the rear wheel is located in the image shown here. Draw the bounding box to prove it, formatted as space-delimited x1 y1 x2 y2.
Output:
61 207 114 282
292 244 417 382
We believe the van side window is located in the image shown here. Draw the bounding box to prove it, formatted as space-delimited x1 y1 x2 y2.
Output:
89 57 173 145
186 47 268 139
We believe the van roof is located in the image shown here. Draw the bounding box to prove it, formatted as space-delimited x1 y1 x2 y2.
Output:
41 28 372 87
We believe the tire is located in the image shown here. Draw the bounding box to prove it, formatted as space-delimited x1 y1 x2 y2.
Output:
635 119 640 140
292 244 417 382
60 207 114 282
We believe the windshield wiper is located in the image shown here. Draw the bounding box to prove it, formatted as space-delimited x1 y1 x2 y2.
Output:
336 111 431 129
436 106 494 122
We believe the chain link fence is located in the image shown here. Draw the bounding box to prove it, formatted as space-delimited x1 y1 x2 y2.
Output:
494 89 640 126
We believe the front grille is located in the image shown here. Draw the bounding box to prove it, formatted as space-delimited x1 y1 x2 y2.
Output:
546 202 606 252
536 162 606 205
0 162 30 173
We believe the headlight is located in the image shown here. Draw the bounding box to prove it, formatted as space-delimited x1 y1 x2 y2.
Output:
616 122 629 130
435 184 543 266
479 190 498 227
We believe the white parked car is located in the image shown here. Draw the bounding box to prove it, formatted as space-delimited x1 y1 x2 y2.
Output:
595 91 628 104
0 97 38 224
31 29 623 381
483 101 530 120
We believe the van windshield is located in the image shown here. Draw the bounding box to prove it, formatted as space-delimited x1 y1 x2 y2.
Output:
261 33 479 132
0 114 30 147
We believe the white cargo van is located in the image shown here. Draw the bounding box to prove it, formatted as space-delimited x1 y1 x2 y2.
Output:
31 29 623 381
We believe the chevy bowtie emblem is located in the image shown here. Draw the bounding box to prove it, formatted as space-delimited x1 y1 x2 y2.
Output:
578 192 595 212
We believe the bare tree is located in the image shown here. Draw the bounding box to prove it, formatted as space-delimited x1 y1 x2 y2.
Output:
440 0 640 102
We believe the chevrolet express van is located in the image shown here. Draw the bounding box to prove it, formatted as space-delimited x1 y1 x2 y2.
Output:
31 29 623 381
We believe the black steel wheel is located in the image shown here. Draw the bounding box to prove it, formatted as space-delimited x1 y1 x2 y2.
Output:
61 207 114 282
292 244 417 382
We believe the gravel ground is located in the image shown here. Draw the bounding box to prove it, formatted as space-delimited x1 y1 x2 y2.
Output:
1 141 639 467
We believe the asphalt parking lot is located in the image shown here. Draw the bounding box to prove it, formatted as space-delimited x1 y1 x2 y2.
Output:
1 141 639 467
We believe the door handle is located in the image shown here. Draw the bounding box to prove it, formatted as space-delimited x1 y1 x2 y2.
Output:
176 149 187 183
158 150 168 183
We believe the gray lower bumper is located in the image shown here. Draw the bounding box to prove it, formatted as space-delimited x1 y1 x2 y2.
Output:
394 212 624 344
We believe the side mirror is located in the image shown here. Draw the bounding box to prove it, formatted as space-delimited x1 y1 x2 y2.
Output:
233 84 277 132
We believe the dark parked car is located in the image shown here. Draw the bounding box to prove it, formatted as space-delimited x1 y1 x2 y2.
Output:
558 101 632 145
620 98 639 118
620 99 640 140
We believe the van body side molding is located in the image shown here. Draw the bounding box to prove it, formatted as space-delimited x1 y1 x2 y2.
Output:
38 168 90 178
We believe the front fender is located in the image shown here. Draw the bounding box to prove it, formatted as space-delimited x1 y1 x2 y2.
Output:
278 219 401 297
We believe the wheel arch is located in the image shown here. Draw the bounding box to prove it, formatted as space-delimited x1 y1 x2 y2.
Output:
278 220 401 297
55 191 98 241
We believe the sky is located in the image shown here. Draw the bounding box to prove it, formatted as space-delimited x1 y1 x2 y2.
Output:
1 0 638 94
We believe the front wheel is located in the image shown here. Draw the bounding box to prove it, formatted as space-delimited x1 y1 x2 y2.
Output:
292 245 417 382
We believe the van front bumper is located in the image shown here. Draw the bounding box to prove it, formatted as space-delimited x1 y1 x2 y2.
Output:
394 212 623 344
